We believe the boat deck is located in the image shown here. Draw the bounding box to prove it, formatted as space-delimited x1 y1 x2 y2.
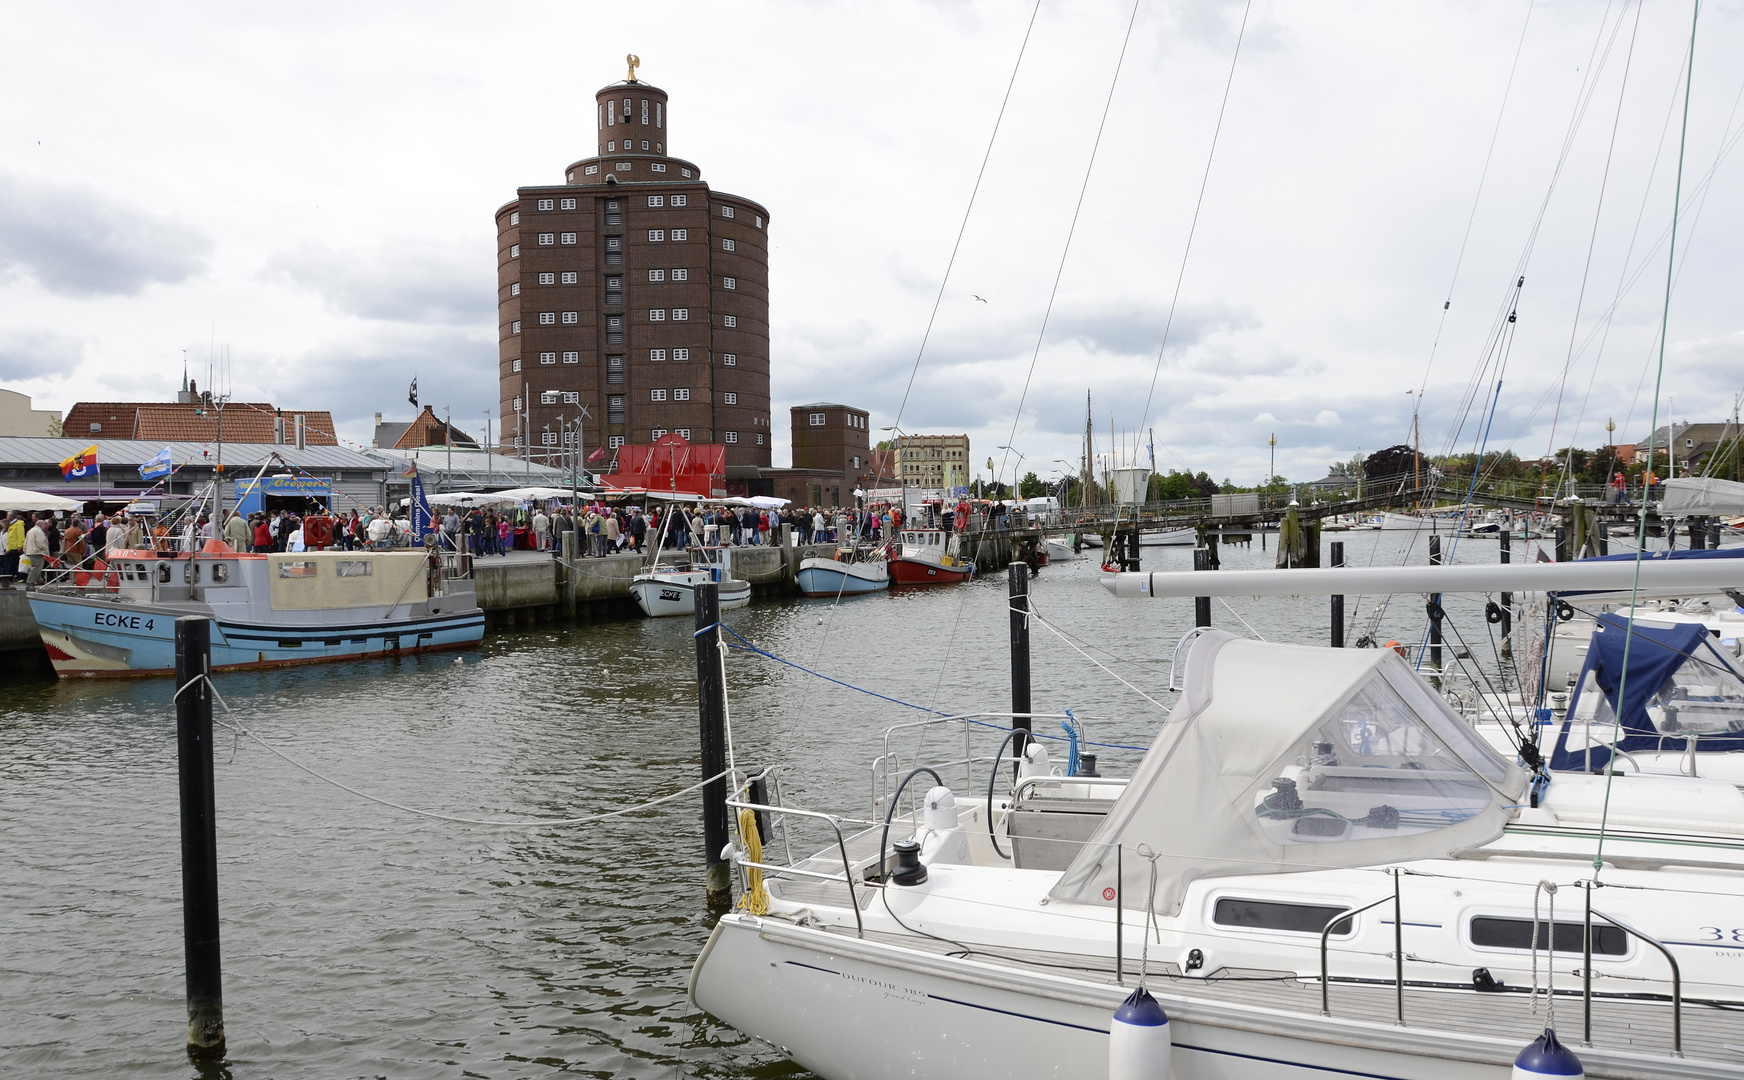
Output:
757 827 1741 1074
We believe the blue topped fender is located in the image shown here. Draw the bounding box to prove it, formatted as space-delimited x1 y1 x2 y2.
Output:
1512 1027 1583 1078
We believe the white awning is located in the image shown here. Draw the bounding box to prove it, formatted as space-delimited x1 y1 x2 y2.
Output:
1662 477 1744 517
0 484 83 512
1050 631 1526 914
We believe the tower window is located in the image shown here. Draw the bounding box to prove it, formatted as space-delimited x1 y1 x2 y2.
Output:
648 230 665 242
538 199 554 211
511 320 521 333
650 309 666 322
539 272 555 285
608 140 615 152
539 312 556 325
649 195 664 207
651 163 667 173
722 353 736 366
540 352 556 365
608 396 625 423
672 308 689 321
722 206 735 219
722 238 735 252
609 435 625 448
681 168 692 177
672 194 687 207
673 348 690 361
722 315 737 328
755 215 763 228
542 391 560 404
563 351 579 364
509 282 520 296
656 103 662 128
538 233 554 245
560 198 576 210
651 389 668 401
640 140 649 151
608 100 615 125
671 228 688 241
616 162 630 171
723 392 737 405
672 268 689 281
810 413 826 426
674 388 690 401
511 358 521 372
723 277 736 290
724 431 738 444
651 428 667 439
561 271 577 285
584 164 598 175
559 232 576 245
509 211 519 225
676 429 690 440
510 244 520 258
648 269 666 282
650 349 668 361
623 97 631 119
756 433 764 445
561 311 578 324
641 99 649 125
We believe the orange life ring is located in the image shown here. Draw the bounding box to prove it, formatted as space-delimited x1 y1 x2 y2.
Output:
304 516 333 549
1383 639 1406 658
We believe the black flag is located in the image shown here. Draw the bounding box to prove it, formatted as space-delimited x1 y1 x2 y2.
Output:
408 376 418 407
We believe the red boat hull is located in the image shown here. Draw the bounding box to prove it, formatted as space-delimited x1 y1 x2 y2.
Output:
890 557 972 586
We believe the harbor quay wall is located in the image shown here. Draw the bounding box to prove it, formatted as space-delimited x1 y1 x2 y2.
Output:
0 588 51 673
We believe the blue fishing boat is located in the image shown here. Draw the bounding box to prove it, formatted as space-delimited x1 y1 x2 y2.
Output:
28 544 482 677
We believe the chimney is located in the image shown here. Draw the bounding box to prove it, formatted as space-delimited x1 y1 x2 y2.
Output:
274 408 285 445
294 414 306 451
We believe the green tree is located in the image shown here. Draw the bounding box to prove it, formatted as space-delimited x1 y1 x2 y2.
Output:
1018 471 1045 499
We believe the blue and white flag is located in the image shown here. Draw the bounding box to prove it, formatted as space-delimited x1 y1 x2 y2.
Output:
138 446 172 481
406 461 435 540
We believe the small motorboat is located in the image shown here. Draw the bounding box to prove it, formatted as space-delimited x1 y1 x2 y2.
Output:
631 546 751 617
890 529 972 587
797 548 890 597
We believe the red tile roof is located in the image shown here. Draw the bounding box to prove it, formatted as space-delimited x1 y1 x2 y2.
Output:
63 401 340 444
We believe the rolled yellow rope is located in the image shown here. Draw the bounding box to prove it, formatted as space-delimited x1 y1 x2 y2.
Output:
737 807 770 915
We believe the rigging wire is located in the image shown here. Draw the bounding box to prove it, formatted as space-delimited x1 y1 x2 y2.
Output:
1595 0 1701 878
889 0 1041 435
1132 0 1255 458
994 0 1145 492
1543 0 1646 472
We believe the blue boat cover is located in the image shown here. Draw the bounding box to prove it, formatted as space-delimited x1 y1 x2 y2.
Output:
1549 613 1742 771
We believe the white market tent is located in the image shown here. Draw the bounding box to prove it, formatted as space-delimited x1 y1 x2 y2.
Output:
0 484 83 512
425 491 518 507
1051 631 1527 915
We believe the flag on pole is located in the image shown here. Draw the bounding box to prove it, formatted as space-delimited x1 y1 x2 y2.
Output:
138 446 173 481
404 460 434 539
587 446 607 463
60 444 99 482
408 376 418 407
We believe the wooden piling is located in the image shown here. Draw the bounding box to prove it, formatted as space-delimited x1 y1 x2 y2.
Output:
1329 541 1345 648
1008 563 1032 756
1427 535 1443 676
1193 548 1212 628
694 583 731 905
560 530 576 619
174 616 225 1058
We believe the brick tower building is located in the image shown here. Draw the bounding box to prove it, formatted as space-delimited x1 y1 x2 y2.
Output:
495 62 772 469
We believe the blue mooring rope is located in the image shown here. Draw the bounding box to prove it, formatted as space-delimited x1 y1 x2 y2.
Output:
698 621 1149 751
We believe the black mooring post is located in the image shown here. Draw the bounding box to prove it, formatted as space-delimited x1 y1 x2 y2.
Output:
1008 563 1032 757
694 582 730 904
174 616 224 1058
1554 523 1569 562
1498 529 1513 640
1427 535 1443 674
1330 541 1345 648
1193 547 1212 628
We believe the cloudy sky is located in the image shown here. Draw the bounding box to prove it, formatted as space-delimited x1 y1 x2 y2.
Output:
2 1 1739 486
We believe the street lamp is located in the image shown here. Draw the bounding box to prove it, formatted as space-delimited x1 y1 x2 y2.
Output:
1269 433 1277 490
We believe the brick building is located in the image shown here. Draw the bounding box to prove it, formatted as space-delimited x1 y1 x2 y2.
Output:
495 67 771 475
766 402 872 509
372 406 480 451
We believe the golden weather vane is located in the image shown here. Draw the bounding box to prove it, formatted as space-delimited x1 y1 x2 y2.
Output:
626 53 640 82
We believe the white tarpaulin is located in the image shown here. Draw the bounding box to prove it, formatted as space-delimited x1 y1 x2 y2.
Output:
1662 476 1744 517
1050 632 1526 914
0 485 82 512
426 491 518 507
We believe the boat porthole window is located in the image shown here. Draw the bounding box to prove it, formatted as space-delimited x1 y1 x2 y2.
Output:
187 562 200 584
212 563 229 584
159 564 172 583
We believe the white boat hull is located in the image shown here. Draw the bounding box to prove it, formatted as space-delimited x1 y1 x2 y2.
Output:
630 575 751 617
1045 539 1082 561
694 914 1546 1080
1081 527 1196 548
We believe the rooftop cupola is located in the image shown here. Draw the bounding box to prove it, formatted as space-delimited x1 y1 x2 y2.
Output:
596 55 669 157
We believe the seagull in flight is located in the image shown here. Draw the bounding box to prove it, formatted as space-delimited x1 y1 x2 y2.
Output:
972 294 987 303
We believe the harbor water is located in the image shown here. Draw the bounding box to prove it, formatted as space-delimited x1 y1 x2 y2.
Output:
3 531 1526 1078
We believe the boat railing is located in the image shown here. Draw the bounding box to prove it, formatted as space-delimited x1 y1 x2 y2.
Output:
726 766 867 938
1585 895 1682 1055
872 712 1102 821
